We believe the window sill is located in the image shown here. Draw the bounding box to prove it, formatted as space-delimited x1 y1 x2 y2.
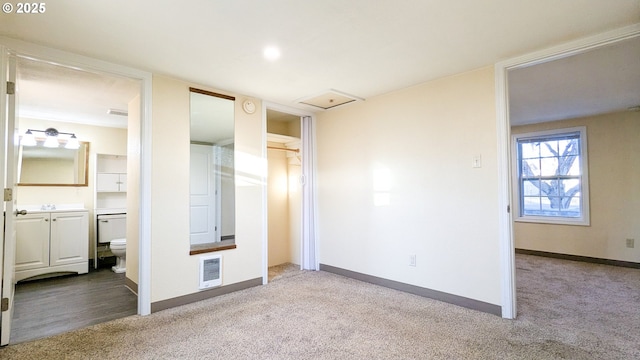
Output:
190 239 236 255
514 217 589 227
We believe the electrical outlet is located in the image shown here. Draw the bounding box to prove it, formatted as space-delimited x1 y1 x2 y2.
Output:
409 254 416 267
626 238 635 248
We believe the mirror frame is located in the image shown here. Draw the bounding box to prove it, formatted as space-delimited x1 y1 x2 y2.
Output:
17 141 90 187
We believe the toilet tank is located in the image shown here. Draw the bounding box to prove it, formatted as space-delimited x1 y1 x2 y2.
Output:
97 214 126 243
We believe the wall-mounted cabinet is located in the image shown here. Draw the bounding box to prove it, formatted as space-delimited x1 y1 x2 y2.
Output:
96 154 127 192
15 210 89 282
95 154 127 210
97 173 127 192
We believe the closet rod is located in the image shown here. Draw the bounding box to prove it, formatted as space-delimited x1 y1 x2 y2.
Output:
267 146 299 153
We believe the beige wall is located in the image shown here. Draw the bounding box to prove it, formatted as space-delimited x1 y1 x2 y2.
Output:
267 142 291 266
316 67 502 305
20 157 75 183
512 111 640 263
288 159 301 266
126 94 141 286
267 118 300 137
150 75 264 303
221 143 235 237
17 117 128 259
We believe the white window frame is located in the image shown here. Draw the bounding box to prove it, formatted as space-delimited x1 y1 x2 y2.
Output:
512 126 590 226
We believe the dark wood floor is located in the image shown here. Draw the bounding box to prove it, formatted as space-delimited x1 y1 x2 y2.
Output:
10 266 137 344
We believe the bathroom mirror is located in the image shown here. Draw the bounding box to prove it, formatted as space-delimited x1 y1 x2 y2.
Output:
17 141 89 186
189 88 236 253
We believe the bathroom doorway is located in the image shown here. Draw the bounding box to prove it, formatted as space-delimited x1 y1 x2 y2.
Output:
8 54 140 343
266 108 303 280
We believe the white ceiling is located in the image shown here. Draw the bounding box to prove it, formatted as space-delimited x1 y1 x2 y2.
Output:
1 1 639 127
509 36 640 126
16 56 139 128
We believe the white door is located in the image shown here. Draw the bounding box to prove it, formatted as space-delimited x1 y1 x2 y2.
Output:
0 47 18 346
190 144 219 245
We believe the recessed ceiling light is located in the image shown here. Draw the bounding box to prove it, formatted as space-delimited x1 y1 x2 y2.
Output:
263 46 281 61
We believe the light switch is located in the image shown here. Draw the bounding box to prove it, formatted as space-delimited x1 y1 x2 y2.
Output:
473 155 482 168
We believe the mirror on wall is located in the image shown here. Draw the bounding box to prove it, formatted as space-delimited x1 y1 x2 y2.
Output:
189 88 236 252
18 141 90 186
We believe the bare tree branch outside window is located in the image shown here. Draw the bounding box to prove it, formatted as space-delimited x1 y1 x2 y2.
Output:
518 134 582 217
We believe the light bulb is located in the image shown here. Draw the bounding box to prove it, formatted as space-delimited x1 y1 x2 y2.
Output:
43 135 59 148
21 130 37 146
65 134 80 149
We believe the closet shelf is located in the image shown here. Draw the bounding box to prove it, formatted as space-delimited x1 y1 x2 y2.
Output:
266 132 300 144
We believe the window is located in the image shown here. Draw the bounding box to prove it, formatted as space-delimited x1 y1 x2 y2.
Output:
513 126 589 225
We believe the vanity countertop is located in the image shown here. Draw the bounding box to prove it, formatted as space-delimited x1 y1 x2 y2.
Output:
19 204 87 213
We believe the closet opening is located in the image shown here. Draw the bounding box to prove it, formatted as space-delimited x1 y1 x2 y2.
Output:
266 109 302 280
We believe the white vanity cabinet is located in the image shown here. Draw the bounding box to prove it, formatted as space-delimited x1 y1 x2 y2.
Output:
14 213 49 272
15 210 89 282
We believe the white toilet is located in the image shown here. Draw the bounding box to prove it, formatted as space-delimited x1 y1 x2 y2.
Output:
110 238 127 273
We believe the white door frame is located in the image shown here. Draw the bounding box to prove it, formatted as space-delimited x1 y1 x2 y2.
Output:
495 23 640 319
0 36 153 316
261 101 317 284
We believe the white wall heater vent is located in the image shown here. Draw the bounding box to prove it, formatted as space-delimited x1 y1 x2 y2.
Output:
199 254 222 289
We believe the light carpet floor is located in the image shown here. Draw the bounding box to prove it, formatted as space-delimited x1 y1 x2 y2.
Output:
0 254 638 359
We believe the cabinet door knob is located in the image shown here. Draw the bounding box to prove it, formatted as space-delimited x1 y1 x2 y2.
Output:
15 209 27 216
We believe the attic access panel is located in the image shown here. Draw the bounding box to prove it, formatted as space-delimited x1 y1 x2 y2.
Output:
298 90 362 110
